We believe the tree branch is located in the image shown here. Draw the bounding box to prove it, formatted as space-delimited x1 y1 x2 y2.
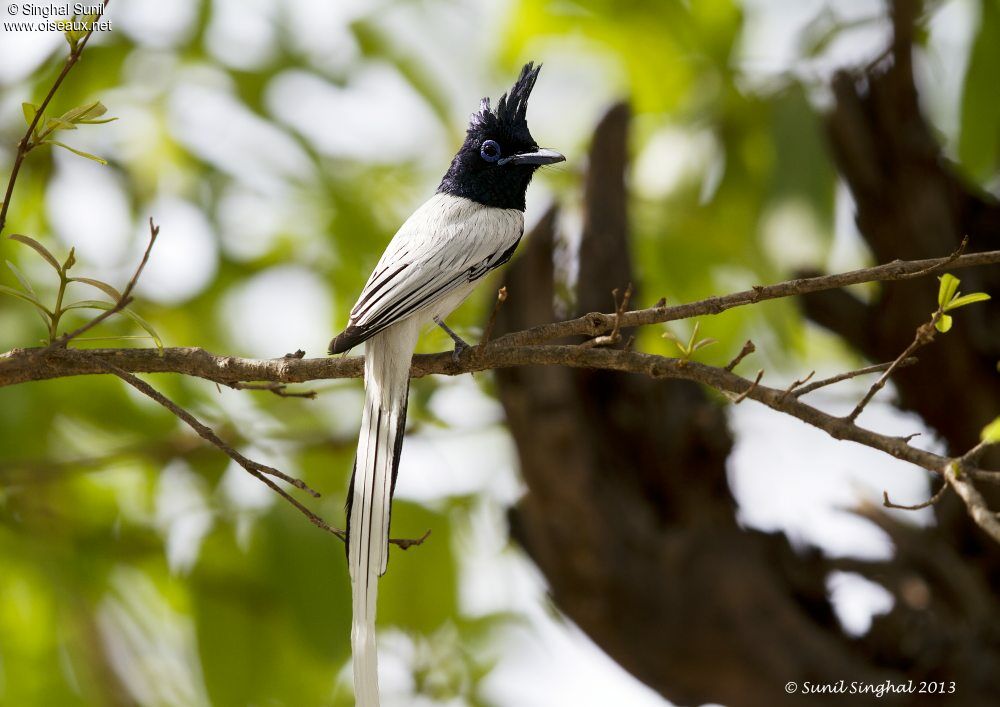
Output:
3 250 998 545
1 342 979 482
883 482 949 511
4 251 997 388
487 250 1000 348
793 358 918 397
0 0 111 237
846 311 940 422
947 464 1000 543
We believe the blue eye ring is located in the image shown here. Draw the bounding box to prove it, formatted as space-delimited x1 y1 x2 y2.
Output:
480 139 501 163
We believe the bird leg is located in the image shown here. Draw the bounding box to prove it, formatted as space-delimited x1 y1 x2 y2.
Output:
435 318 470 363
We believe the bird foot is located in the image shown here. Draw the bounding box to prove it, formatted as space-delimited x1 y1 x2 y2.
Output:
435 318 471 364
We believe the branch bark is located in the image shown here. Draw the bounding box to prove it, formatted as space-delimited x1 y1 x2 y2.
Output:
2 250 997 388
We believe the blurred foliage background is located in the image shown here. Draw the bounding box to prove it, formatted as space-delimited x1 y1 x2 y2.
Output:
0 0 996 705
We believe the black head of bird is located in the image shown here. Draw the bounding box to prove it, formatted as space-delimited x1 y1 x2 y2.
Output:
438 62 565 211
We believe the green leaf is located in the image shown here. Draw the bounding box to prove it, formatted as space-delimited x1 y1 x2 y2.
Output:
21 102 38 128
41 117 77 135
62 299 115 311
935 313 953 333
945 292 991 311
62 300 163 350
6 260 37 296
120 309 163 350
69 276 122 301
64 14 97 47
0 284 53 318
8 233 62 271
937 273 960 309
59 101 115 126
5 261 50 328
59 101 101 124
63 247 76 272
77 104 117 125
982 416 1000 444
45 140 108 165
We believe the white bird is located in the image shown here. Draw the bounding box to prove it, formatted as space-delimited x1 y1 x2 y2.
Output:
328 62 564 706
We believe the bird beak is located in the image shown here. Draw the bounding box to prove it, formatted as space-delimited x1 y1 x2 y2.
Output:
498 148 565 166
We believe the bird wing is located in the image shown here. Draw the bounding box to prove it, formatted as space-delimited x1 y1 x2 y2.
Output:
329 194 523 354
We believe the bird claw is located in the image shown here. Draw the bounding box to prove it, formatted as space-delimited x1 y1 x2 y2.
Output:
435 318 472 365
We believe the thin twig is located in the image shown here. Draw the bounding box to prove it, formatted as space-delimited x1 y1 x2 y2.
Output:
733 369 764 404
224 381 317 399
959 434 1000 486
966 469 1000 486
959 438 997 468
487 250 1000 349
907 236 968 279
391 529 432 550
480 286 508 345
579 283 632 349
846 312 940 423
94 359 322 499
777 371 814 403
725 340 755 372
794 358 918 397
49 217 159 348
946 463 1000 543
96 360 432 549
0 0 111 237
883 483 949 511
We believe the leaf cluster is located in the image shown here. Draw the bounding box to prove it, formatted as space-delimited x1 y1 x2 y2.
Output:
2 234 160 347
21 99 116 165
934 273 990 333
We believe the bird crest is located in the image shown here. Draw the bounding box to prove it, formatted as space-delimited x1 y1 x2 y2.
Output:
469 62 541 142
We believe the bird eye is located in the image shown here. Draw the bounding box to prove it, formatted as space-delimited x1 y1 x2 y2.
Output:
480 140 501 163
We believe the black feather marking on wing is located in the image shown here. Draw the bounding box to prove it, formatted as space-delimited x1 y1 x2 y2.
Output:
389 382 408 500
330 263 416 354
328 324 370 355
470 235 522 282
380 382 408 576
353 263 410 317
330 232 522 357
375 274 465 325
341 270 467 348
364 404 381 599
344 456 356 560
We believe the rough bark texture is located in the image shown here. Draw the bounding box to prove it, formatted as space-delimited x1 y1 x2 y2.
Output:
491 6 1000 700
